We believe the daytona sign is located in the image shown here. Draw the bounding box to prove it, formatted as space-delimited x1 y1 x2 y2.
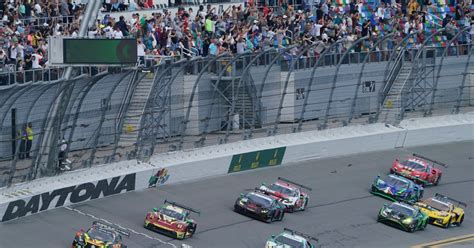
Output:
1 173 136 222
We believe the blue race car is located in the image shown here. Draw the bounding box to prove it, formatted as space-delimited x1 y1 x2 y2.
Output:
370 174 424 203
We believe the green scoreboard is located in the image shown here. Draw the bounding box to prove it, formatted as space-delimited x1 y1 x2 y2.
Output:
63 39 137 65
228 147 287 173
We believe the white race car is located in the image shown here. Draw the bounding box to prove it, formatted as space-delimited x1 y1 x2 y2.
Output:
258 177 312 212
265 228 318 248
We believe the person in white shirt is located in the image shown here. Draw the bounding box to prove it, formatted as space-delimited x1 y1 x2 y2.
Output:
88 28 99 38
113 26 124 39
103 24 114 38
136 39 146 65
31 53 43 69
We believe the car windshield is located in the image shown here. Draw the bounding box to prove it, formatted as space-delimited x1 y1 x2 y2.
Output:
269 184 298 197
385 176 409 189
400 160 426 171
390 203 416 216
425 198 451 211
159 208 185 221
247 193 273 208
87 228 116 243
275 235 304 248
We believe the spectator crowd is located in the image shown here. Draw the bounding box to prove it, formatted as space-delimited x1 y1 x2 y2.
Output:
0 0 473 81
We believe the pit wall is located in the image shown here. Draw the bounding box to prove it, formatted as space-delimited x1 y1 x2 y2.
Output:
0 112 472 222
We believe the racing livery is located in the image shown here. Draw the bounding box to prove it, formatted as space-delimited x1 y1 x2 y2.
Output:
258 177 312 212
144 200 199 240
377 202 429 232
265 228 318 248
72 221 128 248
370 174 424 203
234 190 285 223
414 193 466 228
390 153 446 185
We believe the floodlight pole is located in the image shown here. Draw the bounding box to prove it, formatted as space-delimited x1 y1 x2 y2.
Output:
33 0 101 179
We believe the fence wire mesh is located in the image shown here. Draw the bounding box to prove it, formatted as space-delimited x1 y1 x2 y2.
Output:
0 36 473 188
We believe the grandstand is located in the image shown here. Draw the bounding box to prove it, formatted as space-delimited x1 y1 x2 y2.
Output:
0 0 472 187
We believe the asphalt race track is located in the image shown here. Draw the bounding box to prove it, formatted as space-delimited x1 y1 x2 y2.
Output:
0 141 473 248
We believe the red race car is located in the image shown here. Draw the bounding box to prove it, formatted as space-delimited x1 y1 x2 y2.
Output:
144 200 200 240
390 154 447 186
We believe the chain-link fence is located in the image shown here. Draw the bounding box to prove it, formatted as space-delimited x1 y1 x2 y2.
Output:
0 33 472 188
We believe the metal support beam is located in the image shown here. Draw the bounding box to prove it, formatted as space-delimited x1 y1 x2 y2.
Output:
426 27 471 116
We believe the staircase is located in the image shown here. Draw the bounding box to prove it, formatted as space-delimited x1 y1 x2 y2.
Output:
119 73 155 146
379 62 413 124
212 73 262 130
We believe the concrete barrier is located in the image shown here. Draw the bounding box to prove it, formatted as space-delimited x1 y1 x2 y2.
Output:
1 112 473 222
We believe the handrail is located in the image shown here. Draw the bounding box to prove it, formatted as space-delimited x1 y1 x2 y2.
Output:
243 71 262 128
382 49 404 98
114 68 143 143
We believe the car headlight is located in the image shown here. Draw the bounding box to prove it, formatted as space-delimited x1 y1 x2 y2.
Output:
380 210 388 217
261 209 269 213
402 217 413 224
177 224 183 229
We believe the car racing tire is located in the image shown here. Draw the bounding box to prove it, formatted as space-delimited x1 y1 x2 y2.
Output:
278 211 285 221
188 224 197 238
459 215 464 226
408 225 416 233
444 217 452 229
434 175 441 186
302 198 308 211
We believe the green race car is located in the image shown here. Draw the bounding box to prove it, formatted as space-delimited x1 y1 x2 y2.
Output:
377 202 429 232
265 228 318 248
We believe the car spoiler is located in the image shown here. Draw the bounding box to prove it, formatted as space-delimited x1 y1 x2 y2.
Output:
254 187 290 202
412 153 448 168
92 221 130 237
283 228 318 242
434 193 467 207
164 200 201 215
277 177 313 191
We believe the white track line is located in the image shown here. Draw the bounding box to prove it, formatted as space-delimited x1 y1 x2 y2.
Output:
65 206 179 248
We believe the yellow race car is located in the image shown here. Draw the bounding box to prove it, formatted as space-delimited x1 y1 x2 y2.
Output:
414 193 466 228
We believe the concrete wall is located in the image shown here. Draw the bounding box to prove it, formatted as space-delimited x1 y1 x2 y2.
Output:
1 112 472 222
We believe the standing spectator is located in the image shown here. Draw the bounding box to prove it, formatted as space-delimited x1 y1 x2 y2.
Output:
25 122 33 158
18 124 27 159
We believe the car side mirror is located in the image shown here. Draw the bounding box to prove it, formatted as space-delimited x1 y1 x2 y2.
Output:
271 235 276 238
240 193 244 197
152 208 158 212
383 203 388 207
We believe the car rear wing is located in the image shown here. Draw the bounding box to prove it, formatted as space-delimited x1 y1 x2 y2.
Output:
92 221 131 237
164 200 201 215
254 187 290 202
277 177 313 191
434 193 467 207
283 228 319 242
412 154 448 168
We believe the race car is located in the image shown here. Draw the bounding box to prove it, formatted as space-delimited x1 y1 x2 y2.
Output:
144 200 200 240
265 228 318 248
414 193 466 228
390 153 446 186
377 202 429 232
370 174 424 203
234 190 285 223
72 221 129 248
258 177 312 212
